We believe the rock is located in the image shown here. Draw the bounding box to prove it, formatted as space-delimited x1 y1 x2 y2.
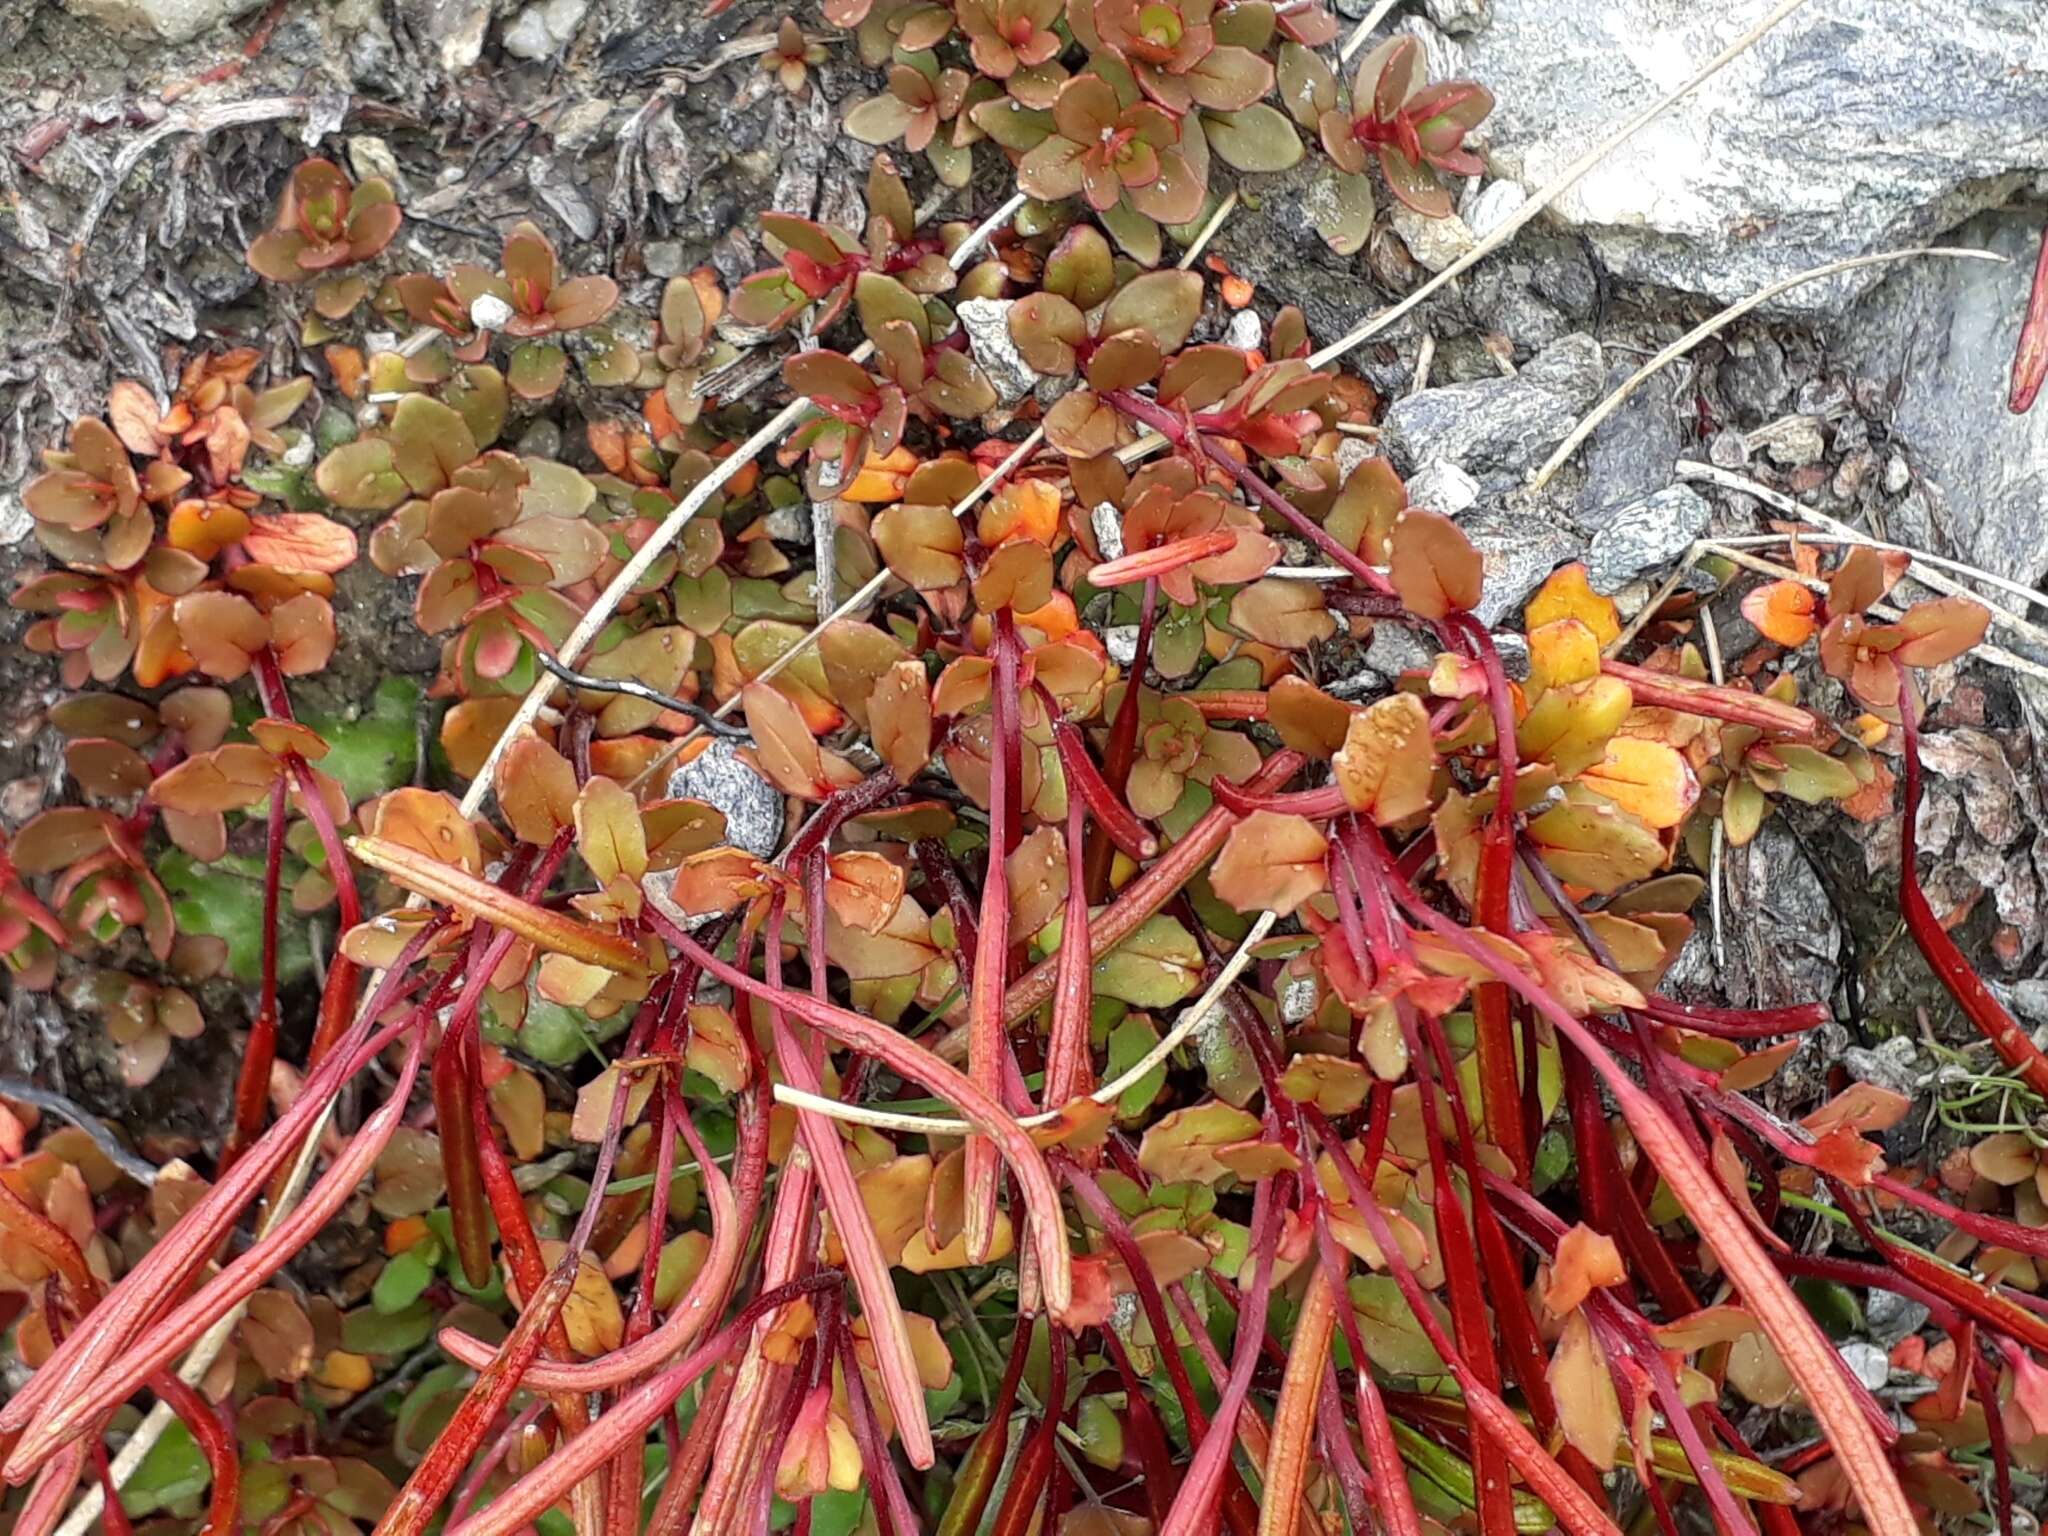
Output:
1841 1036 1923 1098
503 0 587 59
1420 0 1489 36
1389 203 1476 274
1380 333 1603 490
60 0 264 41
1863 1289 1931 1350
663 740 783 861
956 298 1040 407
1837 208 2048 586
1463 178 1527 242
1884 452 1911 494
1837 1342 1890 1393
1748 414 1826 467
397 0 497 71
1407 458 1481 517
1575 358 1686 529
1460 508 1585 627
1461 230 1599 355
1585 486 1710 593
1460 0 2048 312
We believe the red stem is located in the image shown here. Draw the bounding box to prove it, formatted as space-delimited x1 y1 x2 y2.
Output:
1897 669 2048 1099
221 769 288 1174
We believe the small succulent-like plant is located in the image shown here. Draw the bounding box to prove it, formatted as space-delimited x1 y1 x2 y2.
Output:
762 17 828 94
1312 35 1493 217
245 159 404 304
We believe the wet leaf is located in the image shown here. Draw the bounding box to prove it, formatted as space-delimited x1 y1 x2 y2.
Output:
1211 810 1328 915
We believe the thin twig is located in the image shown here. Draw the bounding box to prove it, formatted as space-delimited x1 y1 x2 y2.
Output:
1697 540 2048 687
533 649 751 739
1676 461 2048 627
1176 191 1238 271
1701 607 1728 971
771 910 1277 1135
1529 248 2007 490
1305 0 1824 370
1602 547 1702 658
0 1078 157 1186
1337 0 1400 63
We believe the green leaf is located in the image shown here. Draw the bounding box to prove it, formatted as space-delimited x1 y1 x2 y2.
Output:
395 1363 475 1465
1349 1274 1450 1378
373 1246 437 1313
1203 105 1305 173
811 1491 868 1536
120 1419 209 1519
301 677 420 803
158 849 312 985
1093 914 1203 1007
1106 1015 1167 1116
342 1298 437 1356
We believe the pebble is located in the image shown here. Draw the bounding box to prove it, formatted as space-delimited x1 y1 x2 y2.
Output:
503 0 588 60
1884 453 1911 494
1748 414 1827 467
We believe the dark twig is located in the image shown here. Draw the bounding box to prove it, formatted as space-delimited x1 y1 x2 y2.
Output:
533 649 752 740
0 1076 158 1185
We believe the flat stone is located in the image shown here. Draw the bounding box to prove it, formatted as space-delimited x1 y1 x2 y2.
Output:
957 298 1040 407
1406 458 1481 517
396 0 495 71
1389 202 1477 274
503 0 588 59
1463 178 1527 243
664 740 783 861
1585 485 1710 593
1460 0 2048 312
1748 414 1827 467
1460 508 1586 627
1576 365 1687 530
1421 0 1490 36
1380 333 1604 491
1837 208 2048 586
60 0 263 41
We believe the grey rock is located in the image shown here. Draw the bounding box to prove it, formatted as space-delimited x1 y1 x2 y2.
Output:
1406 458 1480 517
1461 0 2048 312
665 740 783 861
1883 452 1912 494
957 298 1040 407
503 0 587 58
1421 0 1489 37
1718 326 1793 422
1706 428 1750 470
1748 414 1827 468
1463 179 1527 243
1836 208 2048 586
1091 501 1125 562
1380 333 1603 490
59 0 263 40
1585 486 1710 593
1359 622 1434 683
1461 508 1585 627
398 0 497 70
1575 359 1686 529
1837 1342 1891 1393
1389 202 1476 274
1461 232 1600 355
1864 1289 1931 1349
1841 1037 1924 1098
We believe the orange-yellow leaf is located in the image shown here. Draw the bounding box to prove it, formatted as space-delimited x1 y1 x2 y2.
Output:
1210 810 1329 915
1578 736 1700 831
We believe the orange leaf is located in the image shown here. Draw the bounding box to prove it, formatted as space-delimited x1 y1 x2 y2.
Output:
241 513 361 575
1800 1083 1911 1138
1333 694 1435 824
1548 1311 1622 1472
1543 1223 1626 1314
1526 563 1619 647
1739 581 1818 648
1209 810 1329 916
1577 737 1700 831
1388 508 1482 620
